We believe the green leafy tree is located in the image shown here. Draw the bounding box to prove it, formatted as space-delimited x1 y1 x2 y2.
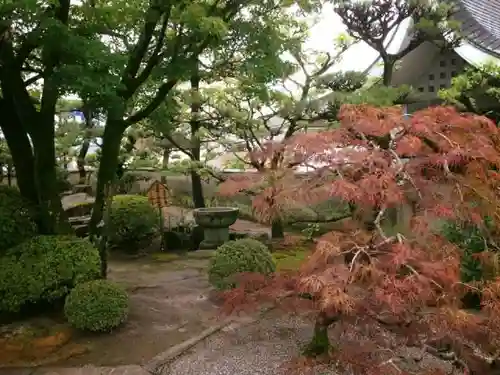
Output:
0 0 323 241
215 67 417 238
439 62 500 123
205 41 357 238
143 5 312 208
334 0 459 85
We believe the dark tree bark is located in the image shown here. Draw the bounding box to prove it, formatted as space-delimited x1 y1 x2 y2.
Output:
160 147 171 184
89 118 126 239
0 98 38 205
6 164 12 187
0 0 72 234
303 312 338 357
189 67 205 209
77 103 94 184
382 58 395 86
271 219 285 239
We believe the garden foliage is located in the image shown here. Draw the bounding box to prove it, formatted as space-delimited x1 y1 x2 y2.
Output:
219 105 500 374
0 186 37 254
208 238 276 290
0 235 100 313
108 194 159 253
64 279 129 332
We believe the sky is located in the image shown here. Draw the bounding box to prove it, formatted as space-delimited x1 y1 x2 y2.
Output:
306 3 410 70
276 2 411 96
306 4 381 72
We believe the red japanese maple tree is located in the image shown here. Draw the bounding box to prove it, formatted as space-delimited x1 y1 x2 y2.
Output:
218 104 500 374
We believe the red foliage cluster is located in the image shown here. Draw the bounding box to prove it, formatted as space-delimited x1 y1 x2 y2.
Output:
218 105 500 374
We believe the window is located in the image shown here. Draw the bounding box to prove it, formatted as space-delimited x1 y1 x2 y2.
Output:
451 71 457 77
428 85 435 92
440 84 446 89
428 73 435 81
439 72 446 79
440 60 446 67
418 87 424 92
451 58 456 65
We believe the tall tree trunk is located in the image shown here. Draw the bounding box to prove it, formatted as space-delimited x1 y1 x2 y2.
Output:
77 140 90 184
382 58 395 86
0 98 38 205
98 183 115 279
29 0 72 234
160 147 170 184
271 219 285 239
303 312 338 357
77 104 93 184
267 166 285 240
31 124 72 234
189 67 205 209
89 119 126 240
7 164 12 187
0 18 70 234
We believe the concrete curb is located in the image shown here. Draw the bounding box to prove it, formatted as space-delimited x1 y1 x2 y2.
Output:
143 318 237 374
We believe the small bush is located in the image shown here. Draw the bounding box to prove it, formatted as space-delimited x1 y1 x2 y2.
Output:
208 238 276 290
115 173 139 194
64 280 129 332
0 186 37 254
441 219 498 310
0 235 100 313
442 220 490 283
108 195 159 253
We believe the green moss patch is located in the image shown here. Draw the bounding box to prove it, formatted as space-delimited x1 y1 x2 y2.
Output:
273 249 310 271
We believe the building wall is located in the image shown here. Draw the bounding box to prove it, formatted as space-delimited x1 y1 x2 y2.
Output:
410 49 468 99
392 42 471 113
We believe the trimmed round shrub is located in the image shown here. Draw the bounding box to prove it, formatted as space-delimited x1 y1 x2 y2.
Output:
208 238 276 290
0 185 37 254
0 235 100 313
64 280 129 332
108 195 159 253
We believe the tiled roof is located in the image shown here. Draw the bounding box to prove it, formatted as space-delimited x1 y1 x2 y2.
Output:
452 0 500 57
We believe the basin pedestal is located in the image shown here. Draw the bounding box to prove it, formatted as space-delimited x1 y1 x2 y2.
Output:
193 207 239 249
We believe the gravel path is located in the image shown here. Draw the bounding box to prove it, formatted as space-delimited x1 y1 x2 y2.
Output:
164 314 332 375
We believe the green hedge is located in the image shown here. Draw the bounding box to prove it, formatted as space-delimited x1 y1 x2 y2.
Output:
0 235 100 313
0 186 37 254
64 280 129 332
442 220 489 283
108 195 160 253
208 238 276 290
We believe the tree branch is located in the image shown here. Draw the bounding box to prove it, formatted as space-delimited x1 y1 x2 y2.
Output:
120 1 167 97
124 79 179 125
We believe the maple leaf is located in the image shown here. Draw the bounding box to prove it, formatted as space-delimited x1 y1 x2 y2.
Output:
395 135 424 156
217 104 500 374
329 179 361 203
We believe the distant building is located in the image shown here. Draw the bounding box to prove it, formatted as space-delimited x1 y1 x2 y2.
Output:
391 0 500 112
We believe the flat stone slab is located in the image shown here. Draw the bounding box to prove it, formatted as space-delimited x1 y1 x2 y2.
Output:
34 365 150 375
61 193 95 209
